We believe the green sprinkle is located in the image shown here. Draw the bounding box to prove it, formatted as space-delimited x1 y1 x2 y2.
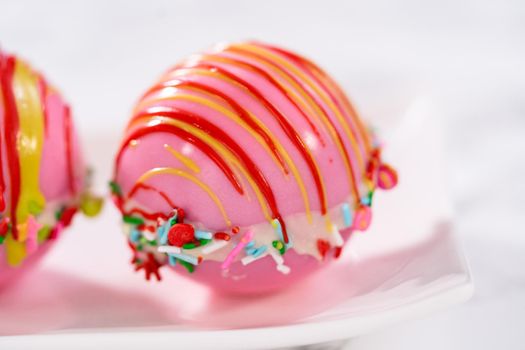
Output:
148 239 158 246
368 191 374 205
38 226 52 243
123 215 144 225
183 242 197 249
135 258 143 265
55 208 64 221
199 239 211 246
28 200 44 215
137 244 143 251
272 240 286 255
109 181 122 196
178 259 195 273
0 236 4 244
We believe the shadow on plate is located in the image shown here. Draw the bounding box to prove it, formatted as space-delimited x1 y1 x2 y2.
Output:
0 221 466 334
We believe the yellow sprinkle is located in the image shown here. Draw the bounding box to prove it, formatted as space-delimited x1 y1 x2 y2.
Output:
80 193 104 217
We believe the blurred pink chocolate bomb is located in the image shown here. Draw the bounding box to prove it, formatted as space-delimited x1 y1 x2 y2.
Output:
111 42 397 294
0 51 101 289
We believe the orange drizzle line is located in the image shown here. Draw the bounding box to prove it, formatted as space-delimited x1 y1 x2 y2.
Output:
175 61 330 221
238 43 367 172
223 46 361 205
133 167 232 226
138 79 313 222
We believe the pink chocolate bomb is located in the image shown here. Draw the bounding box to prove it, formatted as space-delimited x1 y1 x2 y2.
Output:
0 51 101 289
111 42 397 294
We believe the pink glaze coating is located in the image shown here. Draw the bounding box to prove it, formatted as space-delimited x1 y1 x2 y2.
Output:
112 42 397 293
0 50 90 288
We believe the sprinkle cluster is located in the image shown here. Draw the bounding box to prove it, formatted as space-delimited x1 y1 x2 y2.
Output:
0 191 102 266
112 144 397 282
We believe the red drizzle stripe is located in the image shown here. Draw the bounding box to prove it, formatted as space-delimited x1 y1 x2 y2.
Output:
141 80 289 174
254 42 372 154
63 105 76 195
0 54 5 212
127 182 177 209
187 62 328 216
116 119 244 195
127 207 169 222
227 46 361 204
0 54 21 236
123 109 289 243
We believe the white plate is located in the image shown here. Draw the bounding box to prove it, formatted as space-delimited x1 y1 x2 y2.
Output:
0 97 473 350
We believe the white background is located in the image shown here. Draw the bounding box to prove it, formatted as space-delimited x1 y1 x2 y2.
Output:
1 0 524 349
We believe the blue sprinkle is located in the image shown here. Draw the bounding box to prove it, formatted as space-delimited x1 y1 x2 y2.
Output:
168 255 177 266
167 252 199 265
130 228 141 243
245 247 257 255
342 203 353 227
245 240 255 249
195 230 212 240
157 224 168 244
272 219 293 249
253 245 268 257
272 219 284 240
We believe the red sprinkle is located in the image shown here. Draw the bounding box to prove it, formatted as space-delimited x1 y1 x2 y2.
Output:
60 207 78 227
197 256 203 264
177 208 185 223
134 252 162 281
168 223 195 247
214 232 231 241
0 217 9 236
334 246 343 259
231 226 240 234
317 239 331 260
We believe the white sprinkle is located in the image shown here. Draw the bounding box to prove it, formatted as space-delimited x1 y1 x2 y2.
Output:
269 250 290 275
143 230 156 241
241 251 269 265
330 225 344 247
277 264 291 274
202 240 228 254
268 250 284 265
158 245 182 254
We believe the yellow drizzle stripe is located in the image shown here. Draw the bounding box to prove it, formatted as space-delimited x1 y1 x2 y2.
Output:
139 85 313 222
221 46 360 205
236 43 365 171
164 144 201 173
298 60 372 151
166 68 318 222
12 59 46 224
212 49 360 205
5 231 26 266
200 54 323 134
134 116 273 222
135 166 232 227
139 93 286 175
223 50 330 133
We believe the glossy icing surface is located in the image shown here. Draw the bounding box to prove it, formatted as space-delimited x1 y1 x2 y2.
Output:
0 51 100 279
112 42 397 290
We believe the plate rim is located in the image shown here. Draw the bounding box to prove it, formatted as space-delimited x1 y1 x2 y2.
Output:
0 268 473 350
